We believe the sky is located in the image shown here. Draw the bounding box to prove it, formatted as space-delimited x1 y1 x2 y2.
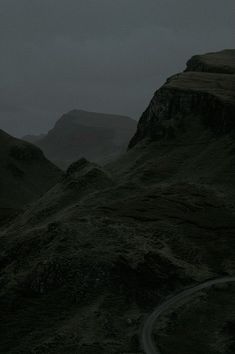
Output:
0 0 234 137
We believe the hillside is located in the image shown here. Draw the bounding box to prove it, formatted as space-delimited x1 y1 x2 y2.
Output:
25 110 137 169
0 129 61 225
0 50 234 354
129 49 235 148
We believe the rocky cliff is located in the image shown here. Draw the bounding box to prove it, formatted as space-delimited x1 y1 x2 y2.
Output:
129 49 235 148
186 49 235 74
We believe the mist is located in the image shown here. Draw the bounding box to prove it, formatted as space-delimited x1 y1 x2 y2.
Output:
0 0 234 136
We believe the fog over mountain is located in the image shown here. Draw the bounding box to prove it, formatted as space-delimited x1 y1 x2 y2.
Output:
0 0 234 136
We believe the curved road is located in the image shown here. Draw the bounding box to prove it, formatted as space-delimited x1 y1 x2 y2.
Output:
141 276 235 354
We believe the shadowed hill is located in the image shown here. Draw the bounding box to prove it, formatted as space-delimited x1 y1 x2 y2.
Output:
129 49 235 149
0 129 61 225
0 50 234 354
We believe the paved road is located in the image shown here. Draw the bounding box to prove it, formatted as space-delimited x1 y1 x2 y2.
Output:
141 276 235 354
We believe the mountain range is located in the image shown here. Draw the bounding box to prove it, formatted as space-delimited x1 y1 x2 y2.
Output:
0 49 234 354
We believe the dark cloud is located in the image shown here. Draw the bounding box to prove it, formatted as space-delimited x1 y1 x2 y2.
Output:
0 0 234 136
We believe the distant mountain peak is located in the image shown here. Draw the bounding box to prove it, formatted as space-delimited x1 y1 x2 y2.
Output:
25 110 137 169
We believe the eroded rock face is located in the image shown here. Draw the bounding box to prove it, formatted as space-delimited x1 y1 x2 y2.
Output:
129 50 235 148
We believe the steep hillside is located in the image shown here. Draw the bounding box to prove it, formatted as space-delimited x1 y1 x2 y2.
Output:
0 50 234 354
0 129 61 225
27 110 137 169
129 49 235 148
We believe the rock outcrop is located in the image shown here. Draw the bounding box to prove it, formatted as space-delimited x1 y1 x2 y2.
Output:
129 49 235 148
186 49 235 74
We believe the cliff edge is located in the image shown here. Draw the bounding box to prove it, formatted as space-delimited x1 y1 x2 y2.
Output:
129 49 235 148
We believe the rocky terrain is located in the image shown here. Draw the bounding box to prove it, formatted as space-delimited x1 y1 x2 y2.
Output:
129 49 235 148
0 129 61 226
24 110 137 169
0 49 234 353
155 283 235 354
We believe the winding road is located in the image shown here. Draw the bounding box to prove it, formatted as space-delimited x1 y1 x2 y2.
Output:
141 276 235 354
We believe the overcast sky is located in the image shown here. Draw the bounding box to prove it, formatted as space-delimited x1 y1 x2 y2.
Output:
0 0 234 136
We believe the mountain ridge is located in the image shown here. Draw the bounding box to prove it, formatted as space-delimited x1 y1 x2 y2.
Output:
0 49 234 354
0 129 61 225
24 110 137 169
129 49 235 149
